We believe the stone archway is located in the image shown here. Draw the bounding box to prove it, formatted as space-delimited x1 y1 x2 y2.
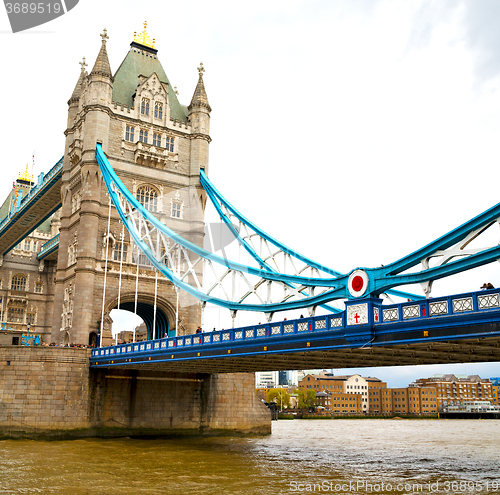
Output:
106 293 176 340
89 331 98 347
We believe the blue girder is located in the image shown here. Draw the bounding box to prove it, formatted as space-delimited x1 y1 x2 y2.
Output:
96 144 500 310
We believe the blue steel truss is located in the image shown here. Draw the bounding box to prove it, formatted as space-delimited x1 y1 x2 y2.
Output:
96 144 500 313
0 156 63 255
90 287 500 368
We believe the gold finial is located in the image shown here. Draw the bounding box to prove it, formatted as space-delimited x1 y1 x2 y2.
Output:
18 164 33 183
174 86 179 95
198 62 205 76
100 28 109 44
133 21 155 49
79 57 87 72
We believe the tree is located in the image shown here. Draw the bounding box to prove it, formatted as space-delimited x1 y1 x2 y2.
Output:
267 388 290 409
294 389 317 409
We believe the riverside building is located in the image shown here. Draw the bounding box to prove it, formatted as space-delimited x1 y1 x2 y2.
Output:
413 374 493 411
299 372 386 413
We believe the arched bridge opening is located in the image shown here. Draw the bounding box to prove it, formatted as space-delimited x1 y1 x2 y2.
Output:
117 302 170 340
106 294 175 342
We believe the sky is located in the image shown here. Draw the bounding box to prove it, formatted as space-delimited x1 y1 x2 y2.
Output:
2 0 500 386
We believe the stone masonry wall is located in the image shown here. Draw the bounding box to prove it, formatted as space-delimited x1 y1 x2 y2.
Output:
0 347 90 436
0 347 271 439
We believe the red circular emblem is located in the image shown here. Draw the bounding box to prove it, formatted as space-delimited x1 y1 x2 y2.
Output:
351 275 364 292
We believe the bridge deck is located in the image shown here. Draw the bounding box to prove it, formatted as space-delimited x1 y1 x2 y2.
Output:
0 158 62 255
91 288 500 373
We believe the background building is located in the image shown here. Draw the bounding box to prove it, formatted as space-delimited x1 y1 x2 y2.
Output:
0 170 60 346
298 372 386 413
414 374 493 411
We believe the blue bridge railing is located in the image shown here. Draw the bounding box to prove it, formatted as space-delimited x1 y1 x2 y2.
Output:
0 157 63 235
38 234 60 260
91 288 500 360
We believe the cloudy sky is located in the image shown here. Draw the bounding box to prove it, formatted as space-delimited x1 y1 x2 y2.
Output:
2 1 500 386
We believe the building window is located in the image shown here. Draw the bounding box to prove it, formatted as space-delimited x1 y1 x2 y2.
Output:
35 282 43 294
153 133 161 147
7 306 24 323
125 126 135 142
11 275 26 292
132 247 151 267
113 243 128 262
139 130 148 144
154 103 163 119
23 239 31 251
136 185 158 212
141 98 150 116
171 201 182 219
26 312 36 325
165 136 174 152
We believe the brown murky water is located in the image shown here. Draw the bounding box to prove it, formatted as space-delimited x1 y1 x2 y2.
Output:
1 419 499 494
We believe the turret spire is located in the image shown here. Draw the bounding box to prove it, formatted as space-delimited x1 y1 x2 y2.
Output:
90 28 112 78
68 57 87 104
188 62 211 113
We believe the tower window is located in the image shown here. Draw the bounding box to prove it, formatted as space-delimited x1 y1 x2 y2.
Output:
141 98 150 116
154 103 163 119
165 136 174 152
125 126 135 142
113 243 128 262
7 306 24 323
11 275 26 292
139 130 148 144
136 185 158 213
132 246 152 266
35 282 43 294
171 201 182 218
153 133 161 147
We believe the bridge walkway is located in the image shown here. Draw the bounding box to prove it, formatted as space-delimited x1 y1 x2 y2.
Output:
91 288 500 373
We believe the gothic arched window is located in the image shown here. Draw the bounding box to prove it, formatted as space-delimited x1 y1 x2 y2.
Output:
165 136 174 152
11 274 26 292
136 185 158 212
141 98 150 116
154 103 163 119
153 133 161 147
125 125 135 142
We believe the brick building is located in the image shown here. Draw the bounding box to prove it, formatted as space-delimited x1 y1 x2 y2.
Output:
299 372 386 413
413 374 493 411
368 386 438 415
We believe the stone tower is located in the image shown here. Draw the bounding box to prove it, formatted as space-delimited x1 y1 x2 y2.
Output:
52 25 210 346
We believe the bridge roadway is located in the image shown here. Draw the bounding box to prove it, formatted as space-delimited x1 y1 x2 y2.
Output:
0 157 62 255
91 288 500 373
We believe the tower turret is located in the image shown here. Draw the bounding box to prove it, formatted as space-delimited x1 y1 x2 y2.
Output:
67 57 87 126
188 63 211 176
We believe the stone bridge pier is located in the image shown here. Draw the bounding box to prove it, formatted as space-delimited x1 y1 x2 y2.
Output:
0 347 270 439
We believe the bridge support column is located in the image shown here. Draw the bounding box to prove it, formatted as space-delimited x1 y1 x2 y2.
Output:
0 347 270 439
90 369 271 437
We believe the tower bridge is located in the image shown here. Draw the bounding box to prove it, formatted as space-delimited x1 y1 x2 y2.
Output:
2 25 500 439
0 157 62 257
91 289 500 373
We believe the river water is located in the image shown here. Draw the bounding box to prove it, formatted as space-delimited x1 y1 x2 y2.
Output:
1 419 499 494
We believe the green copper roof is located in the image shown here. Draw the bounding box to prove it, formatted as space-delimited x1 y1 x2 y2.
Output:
0 190 14 221
112 44 188 122
0 189 52 233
